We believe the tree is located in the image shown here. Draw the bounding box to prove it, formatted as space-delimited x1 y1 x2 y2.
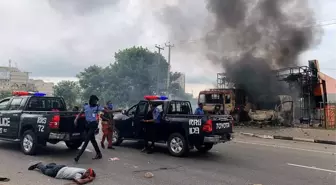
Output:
77 65 105 102
169 72 192 100
0 91 11 99
77 46 169 107
76 46 193 107
53 81 81 109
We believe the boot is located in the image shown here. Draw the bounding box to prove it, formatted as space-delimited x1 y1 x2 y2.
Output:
92 153 102 160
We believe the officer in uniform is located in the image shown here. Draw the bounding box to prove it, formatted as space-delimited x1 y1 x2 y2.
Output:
194 103 205 115
74 95 113 162
142 102 160 154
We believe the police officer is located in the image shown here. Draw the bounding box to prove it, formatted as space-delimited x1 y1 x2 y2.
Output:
74 95 112 162
194 103 204 115
142 102 160 154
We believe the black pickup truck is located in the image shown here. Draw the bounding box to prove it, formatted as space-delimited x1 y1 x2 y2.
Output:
0 94 86 155
113 100 233 157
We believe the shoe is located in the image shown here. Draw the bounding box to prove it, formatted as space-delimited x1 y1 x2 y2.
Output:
74 157 79 163
101 142 105 149
141 147 147 152
146 150 154 154
92 154 102 160
28 162 42 170
108 146 115 149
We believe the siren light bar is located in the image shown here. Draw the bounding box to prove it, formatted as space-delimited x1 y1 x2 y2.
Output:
13 91 46 97
144 95 168 101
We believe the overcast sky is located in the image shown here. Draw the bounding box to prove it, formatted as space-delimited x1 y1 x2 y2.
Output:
0 0 334 95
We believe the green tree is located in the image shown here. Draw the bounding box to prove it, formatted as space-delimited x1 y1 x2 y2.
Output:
77 65 105 102
77 46 169 107
53 81 81 109
169 72 193 100
0 91 11 99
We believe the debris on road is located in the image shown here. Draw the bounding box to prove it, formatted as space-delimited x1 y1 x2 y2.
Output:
144 172 154 178
108 157 120 161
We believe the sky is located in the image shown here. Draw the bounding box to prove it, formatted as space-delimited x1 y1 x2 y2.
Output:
0 0 334 96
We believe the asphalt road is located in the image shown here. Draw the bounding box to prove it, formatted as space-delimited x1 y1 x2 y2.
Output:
0 134 335 185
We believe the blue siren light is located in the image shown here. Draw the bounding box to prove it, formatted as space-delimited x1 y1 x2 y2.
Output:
32 92 46 96
158 96 168 100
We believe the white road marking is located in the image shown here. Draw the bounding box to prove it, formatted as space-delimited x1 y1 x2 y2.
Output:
60 143 92 153
287 163 336 173
234 140 335 155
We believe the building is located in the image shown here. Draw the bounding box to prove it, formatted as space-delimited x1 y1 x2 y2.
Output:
0 66 29 91
0 66 54 95
30 79 54 96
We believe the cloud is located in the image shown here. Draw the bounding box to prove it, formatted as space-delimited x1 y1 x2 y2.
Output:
0 0 334 86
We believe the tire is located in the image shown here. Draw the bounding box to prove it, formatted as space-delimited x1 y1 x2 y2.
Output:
112 129 123 146
195 143 213 153
20 130 38 155
65 140 83 150
167 133 189 157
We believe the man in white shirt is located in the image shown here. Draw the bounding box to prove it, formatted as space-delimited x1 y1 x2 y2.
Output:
28 162 95 184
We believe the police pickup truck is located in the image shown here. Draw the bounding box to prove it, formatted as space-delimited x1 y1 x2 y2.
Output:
0 91 86 155
113 96 233 157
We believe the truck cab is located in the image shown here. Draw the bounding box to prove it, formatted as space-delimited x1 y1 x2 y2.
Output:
198 88 247 122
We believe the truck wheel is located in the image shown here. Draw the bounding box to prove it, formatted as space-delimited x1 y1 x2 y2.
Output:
196 143 213 153
65 141 83 150
112 129 123 146
167 133 189 157
20 130 38 155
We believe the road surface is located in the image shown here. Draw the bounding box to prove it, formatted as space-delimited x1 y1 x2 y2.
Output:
0 134 335 185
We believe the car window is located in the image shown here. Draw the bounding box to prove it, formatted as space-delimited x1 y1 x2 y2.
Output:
26 97 66 111
225 94 231 104
9 98 23 110
127 105 137 116
199 94 205 103
0 99 10 110
137 102 148 116
169 101 192 114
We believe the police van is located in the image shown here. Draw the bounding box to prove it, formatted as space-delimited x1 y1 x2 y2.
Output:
0 91 87 155
113 95 234 157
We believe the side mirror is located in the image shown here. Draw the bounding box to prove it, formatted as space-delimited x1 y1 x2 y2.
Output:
121 110 126 115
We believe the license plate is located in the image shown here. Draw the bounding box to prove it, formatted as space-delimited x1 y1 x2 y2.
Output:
216 122 230 129
72 133 80 136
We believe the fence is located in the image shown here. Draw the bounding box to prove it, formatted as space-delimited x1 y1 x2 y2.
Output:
315 103 336 129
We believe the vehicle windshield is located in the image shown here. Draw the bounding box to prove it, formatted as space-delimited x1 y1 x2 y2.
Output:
25 97 66 111
199 93 224 104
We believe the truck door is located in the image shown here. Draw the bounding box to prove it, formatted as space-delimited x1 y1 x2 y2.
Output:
0 98 11 138
7 97 26 138
134 101 148 138
118 105 137 138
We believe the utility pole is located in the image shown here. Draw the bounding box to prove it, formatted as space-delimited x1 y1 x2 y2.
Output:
155 45 164 94
165 42 174 96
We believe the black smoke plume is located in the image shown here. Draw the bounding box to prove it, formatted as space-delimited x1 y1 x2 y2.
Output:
204 0 322 103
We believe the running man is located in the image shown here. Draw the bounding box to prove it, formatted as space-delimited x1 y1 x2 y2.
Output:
74 95 114 162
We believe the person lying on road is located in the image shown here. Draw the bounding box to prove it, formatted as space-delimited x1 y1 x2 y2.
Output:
28 162 95 184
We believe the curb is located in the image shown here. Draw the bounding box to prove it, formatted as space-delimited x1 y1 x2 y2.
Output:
239 132 336 145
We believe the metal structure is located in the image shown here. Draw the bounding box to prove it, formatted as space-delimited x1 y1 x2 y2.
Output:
274 65 318 123
217 73 234 89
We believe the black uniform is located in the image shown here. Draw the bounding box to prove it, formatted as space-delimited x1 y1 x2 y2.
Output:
143 110 156 151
